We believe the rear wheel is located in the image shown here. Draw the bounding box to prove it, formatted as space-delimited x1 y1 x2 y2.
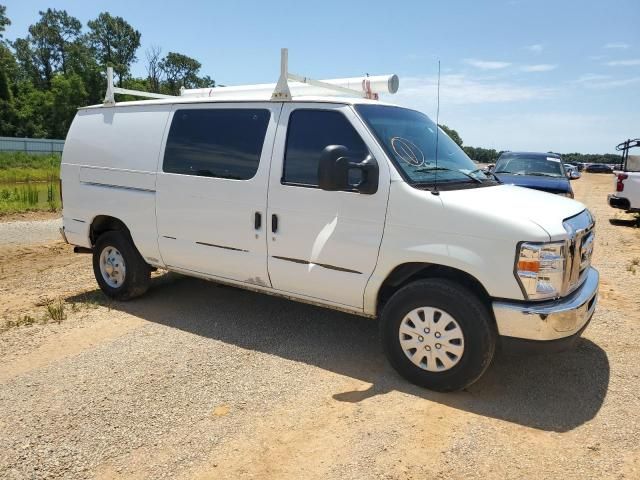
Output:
93 230 150 300
380 279 496 392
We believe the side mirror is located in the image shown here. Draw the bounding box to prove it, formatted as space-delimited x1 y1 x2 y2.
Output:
318 145 379 194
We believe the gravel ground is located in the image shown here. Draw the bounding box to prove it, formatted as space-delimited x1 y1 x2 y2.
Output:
0 173 638 479
0 217 62 245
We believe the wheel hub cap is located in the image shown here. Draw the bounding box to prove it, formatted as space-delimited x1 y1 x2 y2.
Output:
99 246 126 288
399 307 465 372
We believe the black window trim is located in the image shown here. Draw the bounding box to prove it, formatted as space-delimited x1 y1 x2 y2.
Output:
162 107 272 181
280 107 370 192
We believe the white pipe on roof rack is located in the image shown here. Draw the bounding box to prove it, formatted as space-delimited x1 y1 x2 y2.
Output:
180 74 399 99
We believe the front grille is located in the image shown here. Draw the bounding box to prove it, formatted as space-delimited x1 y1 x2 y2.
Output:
563 210 595 295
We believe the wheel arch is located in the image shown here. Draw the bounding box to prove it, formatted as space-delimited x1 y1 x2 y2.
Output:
376 262 493 317
89 215 131 246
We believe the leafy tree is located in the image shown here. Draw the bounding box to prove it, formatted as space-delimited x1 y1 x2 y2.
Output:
50 73 87 137
197 75 216 89
28 9 82 80
2 8 216 138
145 45 162 93
0 4 10 39
463 146 500 163
0 44 17 136
12 38 41 84
65 38 104 104
0 5 11 38
87 12 141 85
160 51 204 94
439 124 463 147
13 81 53 137
0 61 10 100
0 42 16 83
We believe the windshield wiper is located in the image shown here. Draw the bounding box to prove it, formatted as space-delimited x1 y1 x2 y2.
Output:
494 170 521 175
527 172 560 177
413 166 482 183
468 168 502 183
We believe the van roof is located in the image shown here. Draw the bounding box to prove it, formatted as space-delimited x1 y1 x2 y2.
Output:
79 95 396 111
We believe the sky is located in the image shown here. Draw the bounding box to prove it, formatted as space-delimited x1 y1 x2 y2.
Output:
3 0 639 153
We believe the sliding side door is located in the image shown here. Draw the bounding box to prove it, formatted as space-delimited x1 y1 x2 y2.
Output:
156 103 281 287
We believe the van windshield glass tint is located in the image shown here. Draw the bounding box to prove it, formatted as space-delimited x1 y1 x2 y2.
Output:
163 109 270 180
495 156 564 177
355 105 488 187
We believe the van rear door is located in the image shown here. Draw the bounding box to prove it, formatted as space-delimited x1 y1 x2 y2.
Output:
155 103 281 286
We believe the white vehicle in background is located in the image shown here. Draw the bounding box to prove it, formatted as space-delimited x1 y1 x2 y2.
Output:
59 49 599 392
609 139 640 213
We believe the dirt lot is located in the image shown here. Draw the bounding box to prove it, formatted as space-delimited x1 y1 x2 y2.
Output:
1 173 639 479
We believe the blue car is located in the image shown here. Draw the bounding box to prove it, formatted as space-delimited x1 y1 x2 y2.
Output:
493 152 574 198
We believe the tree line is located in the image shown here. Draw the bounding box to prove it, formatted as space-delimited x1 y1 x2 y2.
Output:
440 124 620 165
0 5 214 139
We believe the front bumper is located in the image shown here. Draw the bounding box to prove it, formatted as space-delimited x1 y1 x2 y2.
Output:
493 267 599 343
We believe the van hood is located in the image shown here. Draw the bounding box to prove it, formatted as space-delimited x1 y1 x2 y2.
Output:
494 173 572 195
438 184 586 240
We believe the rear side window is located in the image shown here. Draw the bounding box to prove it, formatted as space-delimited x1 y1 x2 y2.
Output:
163 108 270 180
283 109 368 186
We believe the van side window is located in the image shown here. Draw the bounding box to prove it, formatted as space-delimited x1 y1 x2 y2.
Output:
163 109 270 180
283 109 368 187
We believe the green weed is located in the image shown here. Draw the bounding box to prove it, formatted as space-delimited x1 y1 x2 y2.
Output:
46 300 66 323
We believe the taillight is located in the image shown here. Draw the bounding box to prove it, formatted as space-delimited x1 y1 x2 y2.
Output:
616 173 628 192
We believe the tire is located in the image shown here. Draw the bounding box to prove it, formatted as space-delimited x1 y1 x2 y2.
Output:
92 230 151 300
380 278 496 392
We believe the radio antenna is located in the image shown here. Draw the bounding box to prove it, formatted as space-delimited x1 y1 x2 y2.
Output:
432 60 441 195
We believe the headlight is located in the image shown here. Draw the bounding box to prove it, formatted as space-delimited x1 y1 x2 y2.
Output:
515 241 566 300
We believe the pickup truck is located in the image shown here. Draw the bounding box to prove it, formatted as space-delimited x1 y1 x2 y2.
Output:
609 139 640 213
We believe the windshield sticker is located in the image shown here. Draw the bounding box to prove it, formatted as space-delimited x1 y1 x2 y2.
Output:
391 137 425 166
546 157 561 162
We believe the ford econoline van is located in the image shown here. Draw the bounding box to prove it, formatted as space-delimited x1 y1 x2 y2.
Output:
60 59 598 391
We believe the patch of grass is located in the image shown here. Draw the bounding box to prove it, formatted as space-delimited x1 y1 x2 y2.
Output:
0 152 61 182
46 299 66 323
0 314 37 333
0 180 61 215
0 152 61 215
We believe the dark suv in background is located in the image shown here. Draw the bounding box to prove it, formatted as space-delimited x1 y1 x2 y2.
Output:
586 163 613 173
493 151 574 198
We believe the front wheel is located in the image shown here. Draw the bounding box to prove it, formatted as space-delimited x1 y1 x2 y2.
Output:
380 279 496 392
92 230 150 300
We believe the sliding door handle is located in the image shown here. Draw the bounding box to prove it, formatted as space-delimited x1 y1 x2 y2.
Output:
254 212 261 230
271 214 278 233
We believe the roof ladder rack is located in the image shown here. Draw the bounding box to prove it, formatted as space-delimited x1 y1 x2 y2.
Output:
180 48 398 100
271 48 367 100
103 67 176 105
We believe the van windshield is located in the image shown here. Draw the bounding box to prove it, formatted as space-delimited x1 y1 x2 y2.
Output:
355 104 494 189
495 155 565 177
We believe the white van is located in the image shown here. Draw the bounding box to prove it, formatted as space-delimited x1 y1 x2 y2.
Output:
60 56 598 391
